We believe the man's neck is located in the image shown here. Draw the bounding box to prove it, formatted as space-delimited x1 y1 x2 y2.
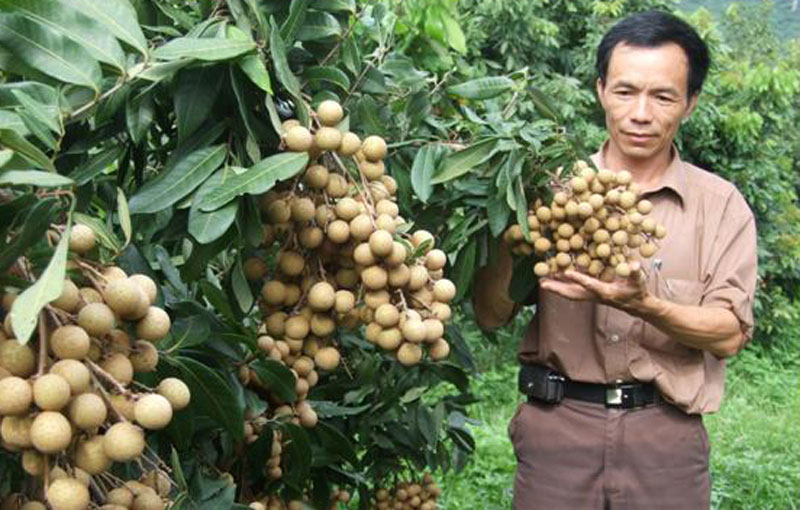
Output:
603 142 673 189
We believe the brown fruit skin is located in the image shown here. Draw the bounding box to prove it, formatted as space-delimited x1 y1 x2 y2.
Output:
284 126 313 152
1 415 33 447
69 393 107 430
74 435 111 475
135 307 171 341
104 279 149 320
157 378 191 410
132 492 164 510
21 449 45 476
0 340 36 377
315 126 342 151
0 376 32 415
106 488 134 507
50 325 91 361
314 347 341 371
362 135 387 161
397 343 422 366
47 478 90 510
129 274 158 305
99 353 134 386
52 279 81 312
338 132 361 156
69 224 96 255
134 394 173 430
32 374 71 411
77 303 116 338
317 100 344 126
49 360 91 395
130 340 159 373
103 422 145 461
30 411 72 453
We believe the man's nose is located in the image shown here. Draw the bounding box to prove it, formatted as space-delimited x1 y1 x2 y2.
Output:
630 95 653 123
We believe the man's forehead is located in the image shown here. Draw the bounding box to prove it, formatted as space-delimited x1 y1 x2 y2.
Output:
605 42 689 85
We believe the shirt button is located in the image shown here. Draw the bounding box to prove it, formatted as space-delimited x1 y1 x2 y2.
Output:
609 334 620 343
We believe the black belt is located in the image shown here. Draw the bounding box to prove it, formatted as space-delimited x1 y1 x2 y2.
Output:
520 364 662 409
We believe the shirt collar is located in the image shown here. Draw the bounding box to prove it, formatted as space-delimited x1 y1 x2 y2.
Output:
590 141 688 209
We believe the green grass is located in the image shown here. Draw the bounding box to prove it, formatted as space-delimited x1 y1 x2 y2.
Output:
439 324 800 510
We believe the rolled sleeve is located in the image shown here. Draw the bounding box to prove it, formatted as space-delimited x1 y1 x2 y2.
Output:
701 194 758 347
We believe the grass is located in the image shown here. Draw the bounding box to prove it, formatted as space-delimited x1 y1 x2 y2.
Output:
438 318 800 510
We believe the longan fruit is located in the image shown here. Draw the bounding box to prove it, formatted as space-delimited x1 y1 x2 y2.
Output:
534 262 549 277
132 491 164 510
103 422 145 461
401 319 427 343
423 319 444 343
69 392 107 430
397 343 422 366
107 488 134 508
157 377 192 412
314 347 340 371
411 230 434 251
50 325 90 361
315 126 342 151
654 224 667 239
425 249 446 271
99 353 134 386
262 281 287 306
327 219 351 244
361 135 387 161
77 303 115 338
32 373 71 411
134 394 173 430
304 164 329 189
317 100 343 126
388 263 411 287
130 340 159 373
21 449 45 476
637 199 653 214
432 279 456 303
374 213 396 233
52 279 81 312
74 435 111 475
0 340 36 377
299 226 324 249
615 262 631 277
570 176 588 193
285 315 310 339
407 265 429 291
47 478 90 510
0 376 32 415
285 126 313 152
128 274 157 305
536 206 552 223
281 119 300 133
374 303 400 328
326 173 349 198
1 415 33 447
338 132 361 156
69 224 96 255
298 407 318 429
533 237 551 253
30 411 71 453
377 328 402 351
640 242 657 258
361 266 388 290
335 197 359 221
104 278 148 319
135 307 171 341
615 170 632 185
619 191 637 209
353 243 376 266
278 251 305 276
360 160 385 180
102 266 128 281
49 359 90 395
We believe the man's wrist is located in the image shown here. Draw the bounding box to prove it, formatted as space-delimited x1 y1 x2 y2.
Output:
625 292 666 320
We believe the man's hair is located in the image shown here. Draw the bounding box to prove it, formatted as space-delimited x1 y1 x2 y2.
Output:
595 10 710 98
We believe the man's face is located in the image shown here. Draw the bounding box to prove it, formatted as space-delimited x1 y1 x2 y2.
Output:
597 42 697 162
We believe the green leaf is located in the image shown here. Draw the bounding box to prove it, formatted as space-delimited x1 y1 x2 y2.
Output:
410 145 437 203
0 0 126 71
238 54 272 94
125 87 154 145
513 176 530 241
174 66 225 141
116 187 132 247
199 152 309 212
441 12 466 54
68 145 122 185
10 213 70 343
231 256 253 314
280 0 309 43
61 0 148 57
453 238 477 301
0 13 102 92
73 212 122 252
0 170 72 187
270 21 303 113
312 0 355 12
129 145 227 214
10 89 60 134
431 138 499 184
132 60 192 83
281 423 312 490
447 77 514 100
487 194 510 237
302 65 350 91
154 37 256 61
0 198 56 273
0 128 54 171
188 167 239 244
509 254 537 303
529 85 559 122
250 359 297 403
159 314 211 351
0 149 12 168
172 356 244 442
297 11 341 41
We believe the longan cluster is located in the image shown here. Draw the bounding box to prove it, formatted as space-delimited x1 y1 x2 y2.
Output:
240 100 454 433
247 495 305 510
503 161 667 280
0 225 190 510
372 473 441 510
241 414 287 481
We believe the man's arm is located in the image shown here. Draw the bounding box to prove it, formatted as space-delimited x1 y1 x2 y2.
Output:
540 268 744 358
472 243 519 330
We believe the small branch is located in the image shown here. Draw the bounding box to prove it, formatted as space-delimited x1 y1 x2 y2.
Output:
66 80 128 121
36 312 49 376
87 360 131 397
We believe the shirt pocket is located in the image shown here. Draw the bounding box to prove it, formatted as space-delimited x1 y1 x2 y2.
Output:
658 278 705 306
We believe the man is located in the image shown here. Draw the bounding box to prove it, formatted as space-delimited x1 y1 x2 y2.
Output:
473 11 757 510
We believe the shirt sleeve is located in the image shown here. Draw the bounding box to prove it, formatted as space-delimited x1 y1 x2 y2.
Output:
701 191 758 348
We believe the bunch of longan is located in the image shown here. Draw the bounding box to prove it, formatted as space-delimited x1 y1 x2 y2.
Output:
372 473 441 510
246 495 305 510
0 224 191 510
503 161 667 281
240 100 454 432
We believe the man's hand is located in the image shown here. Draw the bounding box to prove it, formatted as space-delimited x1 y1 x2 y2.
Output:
539 262 649 315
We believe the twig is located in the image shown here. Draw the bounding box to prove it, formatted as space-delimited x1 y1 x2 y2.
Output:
87 360 131 397
66 80 128 121
36 312 48 376
89 371 128 422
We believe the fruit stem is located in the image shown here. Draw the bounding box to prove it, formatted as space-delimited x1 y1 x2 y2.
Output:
89 371 129 424
395 289 409 312
36 312 48 376
87 360 132 398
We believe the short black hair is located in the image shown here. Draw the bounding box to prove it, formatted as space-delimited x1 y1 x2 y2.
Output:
596 10 710 98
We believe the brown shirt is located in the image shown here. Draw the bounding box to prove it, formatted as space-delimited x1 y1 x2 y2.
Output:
518 144 758 414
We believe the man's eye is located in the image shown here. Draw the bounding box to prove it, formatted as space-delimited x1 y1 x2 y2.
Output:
616 90 632 96
657 95 673 102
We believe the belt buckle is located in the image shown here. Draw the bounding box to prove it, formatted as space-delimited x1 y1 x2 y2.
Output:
606 384 636 408
606 387 623 406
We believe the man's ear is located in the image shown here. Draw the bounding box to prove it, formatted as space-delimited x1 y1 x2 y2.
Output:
596 78 606 108
684 93 699 119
